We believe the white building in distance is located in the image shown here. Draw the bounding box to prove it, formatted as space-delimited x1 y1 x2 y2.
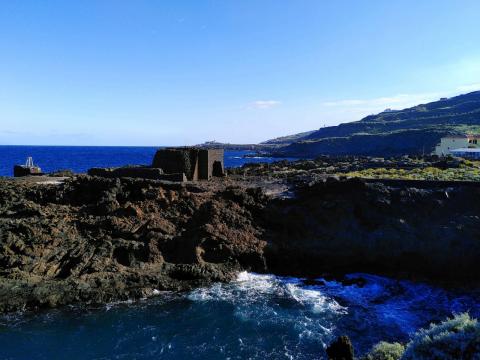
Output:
434 135 480 157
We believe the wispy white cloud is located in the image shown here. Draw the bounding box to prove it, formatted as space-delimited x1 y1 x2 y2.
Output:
322 92 442 110
456 83 480 93
250 100 281 109
321 84 480 116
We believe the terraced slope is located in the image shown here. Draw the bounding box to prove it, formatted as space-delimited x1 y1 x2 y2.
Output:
276 91 480 157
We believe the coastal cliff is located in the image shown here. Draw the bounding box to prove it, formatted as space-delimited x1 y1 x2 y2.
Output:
265 177 480 280
0 173 479 312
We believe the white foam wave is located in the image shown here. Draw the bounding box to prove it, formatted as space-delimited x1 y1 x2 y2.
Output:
187 272 346 319
285 283 346 314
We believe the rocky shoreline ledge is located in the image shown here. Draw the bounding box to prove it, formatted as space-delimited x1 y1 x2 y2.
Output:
1 158 479 312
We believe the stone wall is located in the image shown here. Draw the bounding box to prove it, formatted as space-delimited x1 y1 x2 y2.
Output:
151 148 199 181
152 147 224 181
88 147 225 182
198 149 224 180
88 167 186 182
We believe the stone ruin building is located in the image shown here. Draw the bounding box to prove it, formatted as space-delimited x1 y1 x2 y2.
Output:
88 147 225 182
152 147 224 181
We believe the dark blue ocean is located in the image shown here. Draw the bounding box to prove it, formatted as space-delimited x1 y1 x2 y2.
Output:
0 273 478 359
0 146 479 359
0 145 296 177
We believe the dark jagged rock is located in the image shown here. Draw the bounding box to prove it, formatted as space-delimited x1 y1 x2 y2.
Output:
0 176 267 312
341 277 367 287
1 164 480 312
302 278 326 286
326 335 354 360
264 176 480 282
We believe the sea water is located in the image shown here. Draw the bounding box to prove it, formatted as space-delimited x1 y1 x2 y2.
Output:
0 273 478 359
0 146 296 177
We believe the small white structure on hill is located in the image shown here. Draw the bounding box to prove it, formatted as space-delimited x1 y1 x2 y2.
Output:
434 135 480 156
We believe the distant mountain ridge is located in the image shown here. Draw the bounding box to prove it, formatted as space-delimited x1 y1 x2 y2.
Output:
261 130 316 145
272 90 480 157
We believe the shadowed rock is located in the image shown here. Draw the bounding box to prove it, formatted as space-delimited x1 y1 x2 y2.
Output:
326 335 354 360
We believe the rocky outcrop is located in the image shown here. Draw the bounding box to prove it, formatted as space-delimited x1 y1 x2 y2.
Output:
265 177 480 281
326 336 355 360
0 176 267 312
0 173 479 312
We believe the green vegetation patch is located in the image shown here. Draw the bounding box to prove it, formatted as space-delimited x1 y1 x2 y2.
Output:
343 161 480 181
363 342 405 360
362 313 480 360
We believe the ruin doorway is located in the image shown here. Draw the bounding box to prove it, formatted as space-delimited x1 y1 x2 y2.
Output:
212 161 224 177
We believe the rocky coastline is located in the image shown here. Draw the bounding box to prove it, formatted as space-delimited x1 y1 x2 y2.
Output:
1 157 479 312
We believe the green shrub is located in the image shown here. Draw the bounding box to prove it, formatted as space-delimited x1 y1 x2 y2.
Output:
343 166 480 181
364 341 405 360
362 314 480 360
401 313 480 360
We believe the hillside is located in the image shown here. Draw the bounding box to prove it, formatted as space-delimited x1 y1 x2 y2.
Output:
273 91 480 157
261 130 316 145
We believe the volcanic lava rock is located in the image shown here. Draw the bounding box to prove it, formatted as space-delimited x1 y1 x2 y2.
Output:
264 177 480 282
0 176 268 312
1 171 480 313
326 335 354 360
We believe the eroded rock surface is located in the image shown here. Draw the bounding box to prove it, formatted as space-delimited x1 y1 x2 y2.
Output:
0 176 267 312
265 177 480 281
1 174 479 312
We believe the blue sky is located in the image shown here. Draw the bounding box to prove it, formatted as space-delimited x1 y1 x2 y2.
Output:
1 1 480 146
